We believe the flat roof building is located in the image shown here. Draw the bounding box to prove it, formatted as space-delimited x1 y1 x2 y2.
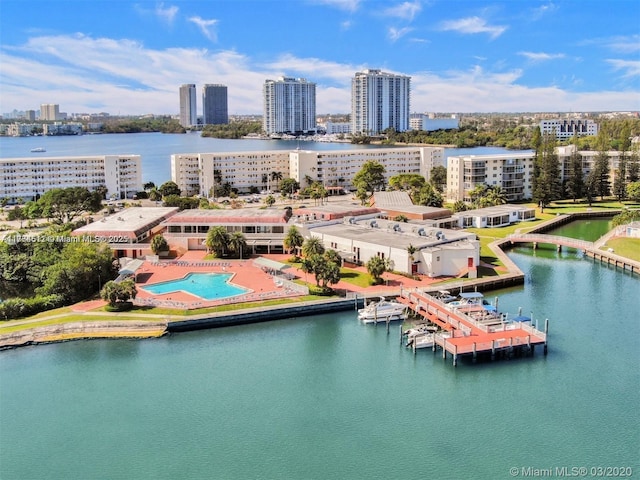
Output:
0 154 143 203
263 77 316 135
202 84 228 125
179 84 197 128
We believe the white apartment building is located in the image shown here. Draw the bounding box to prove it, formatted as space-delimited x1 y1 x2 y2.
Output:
322 122 351 135
446 146 629 203
540 119 598 139
447 152 536 203
171 147 444 196
410 114 459 132
179 84 197 128
263 77 316 135
290 147 444 190
351 69 411 135
0 155 142 203
171 151 292 197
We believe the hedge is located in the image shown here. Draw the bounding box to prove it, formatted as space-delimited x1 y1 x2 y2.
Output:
0 294 66 320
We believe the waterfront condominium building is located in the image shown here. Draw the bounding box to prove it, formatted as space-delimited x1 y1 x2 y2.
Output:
446 146 626 203
171 146 444 197
263 77 316 135
39 104 60 121
179 84 197 128
0 155 142 203
202 84 228 125
539 119 599 139
351 69 411 135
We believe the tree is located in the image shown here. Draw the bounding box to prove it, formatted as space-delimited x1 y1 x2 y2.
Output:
627 182 640 202
158 181 181 197
270 171 283 191
302 236 325 258
150 234 169 255
592 151 612 200
613 125 631 201
366 256 387 285
407 244 417 262
486 186 508 206
38 187 103 224
149 187 162 202
264 195 276 207
452 200 468 213
566 141 584 203
353 161 386 202
429 166 447 192
414 183 444 207
143 181 156 191
7 206 27 228
532 132 562 212
100 279 137 307
388 173 425 193
280 178 299 198
205 226 229 257
228 232 247 259
283 226 304 258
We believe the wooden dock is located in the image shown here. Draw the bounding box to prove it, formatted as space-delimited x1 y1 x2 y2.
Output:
398 289 548 366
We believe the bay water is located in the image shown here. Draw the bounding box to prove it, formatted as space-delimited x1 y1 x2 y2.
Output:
1 227 638 479
0 132 517 186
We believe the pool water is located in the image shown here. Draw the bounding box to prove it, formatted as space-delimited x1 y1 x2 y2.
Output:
141 273 249 300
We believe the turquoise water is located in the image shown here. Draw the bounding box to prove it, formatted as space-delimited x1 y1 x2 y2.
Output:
141 273 248 300
548 217 613 241
1 247 638 479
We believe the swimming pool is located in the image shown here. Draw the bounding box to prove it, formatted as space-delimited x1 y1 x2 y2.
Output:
141 273 250 301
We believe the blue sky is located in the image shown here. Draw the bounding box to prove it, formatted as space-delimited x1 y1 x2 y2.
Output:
1 0 638 115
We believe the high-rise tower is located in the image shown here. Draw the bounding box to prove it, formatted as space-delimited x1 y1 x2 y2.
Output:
179 84 197 128
351 69 410 135
202 84 228 125
263 77 316 135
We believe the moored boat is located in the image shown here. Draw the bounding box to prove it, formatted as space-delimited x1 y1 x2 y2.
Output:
358 297 407 323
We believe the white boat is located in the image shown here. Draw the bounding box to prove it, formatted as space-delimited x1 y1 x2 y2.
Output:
30 147 46 152
432 289 456 303
358 297 407 323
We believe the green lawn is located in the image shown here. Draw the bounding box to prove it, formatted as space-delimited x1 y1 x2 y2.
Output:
600 237 640 262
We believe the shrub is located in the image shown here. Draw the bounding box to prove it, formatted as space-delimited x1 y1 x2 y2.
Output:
0 294 66 320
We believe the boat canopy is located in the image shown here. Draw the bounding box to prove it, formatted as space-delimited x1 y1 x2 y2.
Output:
459 292 484 299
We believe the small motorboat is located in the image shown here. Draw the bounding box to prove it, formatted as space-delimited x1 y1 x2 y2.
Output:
358 297 407 323
30 147 46 152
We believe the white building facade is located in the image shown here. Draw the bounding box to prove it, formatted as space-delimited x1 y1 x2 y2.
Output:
171 147 444 196
179 84 197 128
539 119 598 139
446 147 630 203
263 77 316 135
0 155 142 202
351 69 411 135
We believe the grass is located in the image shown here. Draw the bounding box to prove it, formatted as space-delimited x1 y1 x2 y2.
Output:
600 237 640 262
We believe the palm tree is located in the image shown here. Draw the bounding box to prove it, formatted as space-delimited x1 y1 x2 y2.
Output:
406 244 417 262
302 236 325 258
486 186 508 206
228 232 247 259
270 171 283 191
366 256 387 285
283 226 304 258
324 249 342 267
151 234 169 255
205 226 230 257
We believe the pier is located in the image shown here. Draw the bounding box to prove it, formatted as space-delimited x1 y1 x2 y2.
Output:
398 289 547 366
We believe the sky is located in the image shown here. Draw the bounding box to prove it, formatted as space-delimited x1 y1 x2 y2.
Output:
1 0 639 116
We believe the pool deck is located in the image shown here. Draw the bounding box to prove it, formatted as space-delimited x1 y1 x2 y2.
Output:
131 251 448 310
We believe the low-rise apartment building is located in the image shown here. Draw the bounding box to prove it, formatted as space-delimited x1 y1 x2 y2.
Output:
0 154 142 202
172 147 445 197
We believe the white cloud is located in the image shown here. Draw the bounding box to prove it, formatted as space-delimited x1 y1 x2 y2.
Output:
155 3 179 25
388 27 413 42
341 20 352 30
383 1 422 21
310 0 361 12
188 16 219 42
518 51 565 62
1 34 638 115
530 2 558 21
607 59 640 79
606 35 640 54
439 16 507 39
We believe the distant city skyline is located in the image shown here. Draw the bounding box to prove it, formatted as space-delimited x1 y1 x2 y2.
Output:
1 0 638 115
